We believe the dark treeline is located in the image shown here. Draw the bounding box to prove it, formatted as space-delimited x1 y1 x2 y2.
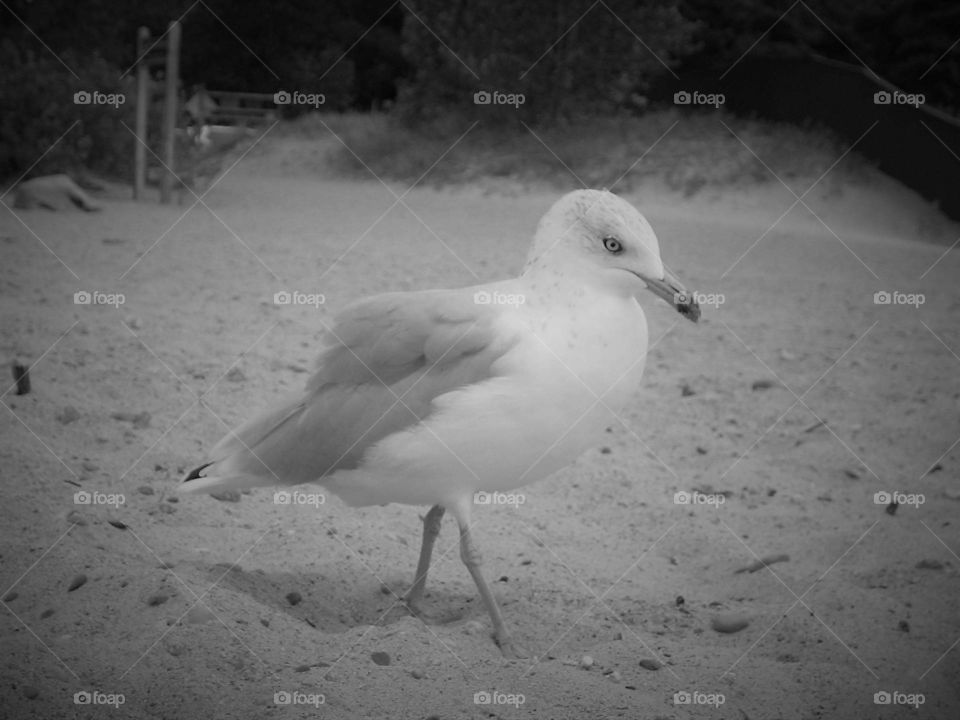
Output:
0 0 957 176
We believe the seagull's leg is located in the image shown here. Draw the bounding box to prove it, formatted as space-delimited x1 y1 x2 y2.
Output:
457 517 529 659
404 504 445 616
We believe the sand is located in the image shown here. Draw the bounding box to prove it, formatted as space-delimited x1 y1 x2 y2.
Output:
1 135 958 719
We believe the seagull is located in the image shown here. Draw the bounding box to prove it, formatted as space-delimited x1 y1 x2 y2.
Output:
180 189 699 657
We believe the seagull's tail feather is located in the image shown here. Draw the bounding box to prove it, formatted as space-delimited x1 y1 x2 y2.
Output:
179 394 309 495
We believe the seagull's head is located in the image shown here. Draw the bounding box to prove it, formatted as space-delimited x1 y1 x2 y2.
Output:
526 189 700 322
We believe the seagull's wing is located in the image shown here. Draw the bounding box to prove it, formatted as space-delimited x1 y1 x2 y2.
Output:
181 288 519 493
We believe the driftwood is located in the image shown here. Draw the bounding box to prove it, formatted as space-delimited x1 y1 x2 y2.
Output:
12 174 102 211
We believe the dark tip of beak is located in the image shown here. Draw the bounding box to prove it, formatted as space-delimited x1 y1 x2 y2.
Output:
678 296 700 323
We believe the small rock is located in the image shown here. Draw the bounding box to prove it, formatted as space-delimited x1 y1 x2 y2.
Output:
294 664 311 673
600 446 612 454
81 461 99 472
843 468 860 479
411 669 425 679
898 620 910 632
711 613 750 634
146 593 169 606
158 503 176 514
371 651 391 666
22 685 39 700
915 559 944 570
111 410 151 428
226 367 246 382
696 446 708 454
66 510 88 526
260 618 270 627
608 670 622 682
285 591 302 606
681 383 696 397
3 591 18 602
639 659 661 671
57 406 81 424
778 349 796 361
138 485 155 495
463 620 485 635
675 595 685 608
108 519 128 530
40 609 54 619
124 316 142 330
184 606 216 624
580 654 594 669
67 574 87 592
165 642 185 657
751 379 775 391
210 489 242 502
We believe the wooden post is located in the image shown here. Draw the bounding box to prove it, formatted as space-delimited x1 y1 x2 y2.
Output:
160 20 181 204
134 27 150 200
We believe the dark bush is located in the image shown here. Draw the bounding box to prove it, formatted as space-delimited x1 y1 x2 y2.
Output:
0 40 135 182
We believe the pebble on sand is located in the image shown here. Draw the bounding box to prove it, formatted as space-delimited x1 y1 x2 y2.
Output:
285 591 302 606
638 659 661 671
751 379 776 391
22 685 39 700
111 410 151 429
371 651 391 666
210 489 242 502
184 606 216 624
915 559 944 570
67 574 87 592
146 593 170 606
57 406 81 424
580 654 594 669
3 591 18 602
711 613 750 634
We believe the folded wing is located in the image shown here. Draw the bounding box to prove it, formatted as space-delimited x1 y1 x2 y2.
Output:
180 288 518 494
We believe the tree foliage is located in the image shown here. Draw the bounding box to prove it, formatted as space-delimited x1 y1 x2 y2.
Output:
398 0 700 123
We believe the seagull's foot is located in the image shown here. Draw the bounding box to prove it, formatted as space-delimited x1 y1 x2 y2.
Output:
494 631 530 660
401 596 449 626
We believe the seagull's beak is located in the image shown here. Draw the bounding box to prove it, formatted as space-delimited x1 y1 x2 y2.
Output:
638 267 700 323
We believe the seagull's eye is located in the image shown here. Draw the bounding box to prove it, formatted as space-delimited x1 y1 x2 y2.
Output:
602 237 623 254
